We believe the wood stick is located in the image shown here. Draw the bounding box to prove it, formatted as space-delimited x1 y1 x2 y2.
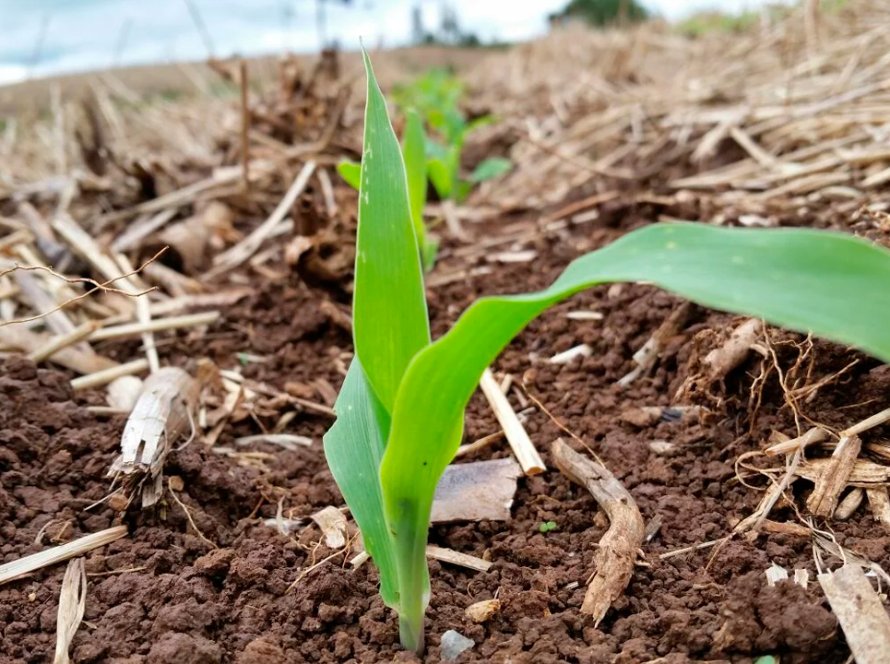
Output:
479 368 545 475
111 367 200 508
71 359 150 391
0 526 127 586
117 253 159 373
866 487 890 532
844 408 890 437
53 559 86 664
765 426 829 456
0 325 116 375
27 320 101 363
819 564 890 664
834 487 865 521
455 431 503 458
704 317 762 381
806 434 861 517
89 312 219 341
209 161 316 276
425 545 492 572
552 438 644 624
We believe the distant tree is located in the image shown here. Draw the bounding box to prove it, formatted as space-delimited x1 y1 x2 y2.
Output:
550 0 648 27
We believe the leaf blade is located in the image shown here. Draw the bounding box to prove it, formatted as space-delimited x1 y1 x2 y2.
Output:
403 109 428 247
322 359 399 606
354 50 431 412
380 223 890 622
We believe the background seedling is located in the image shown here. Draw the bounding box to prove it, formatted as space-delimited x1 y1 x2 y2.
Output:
337 109 437 270
539 520 558 533
395 68 512 202
325 51 890 654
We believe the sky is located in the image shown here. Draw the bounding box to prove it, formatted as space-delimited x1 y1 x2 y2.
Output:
0 0 790 85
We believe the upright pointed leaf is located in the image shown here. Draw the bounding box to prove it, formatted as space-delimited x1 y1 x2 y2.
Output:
403 109 428 249
380 223 890 645
354 50 430 412
323 359 398 606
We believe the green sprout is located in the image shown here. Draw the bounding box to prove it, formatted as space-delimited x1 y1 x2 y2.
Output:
538 520 558 533
324 51 890 654
396 68 511 202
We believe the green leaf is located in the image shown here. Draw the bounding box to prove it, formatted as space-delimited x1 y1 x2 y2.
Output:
380 222 890 648
427 156 453 200
354 50 430 412
402 109 428 254
421 233 440 273
538 521 558 533
337 159 362 190
470 157 512 183
322 359 398 606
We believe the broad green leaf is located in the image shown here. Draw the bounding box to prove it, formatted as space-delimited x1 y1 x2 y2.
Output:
470 157 512 183
380 222 890 640
402 109 428 253
354 50 430 412
322 359 398 606
337 159 362 190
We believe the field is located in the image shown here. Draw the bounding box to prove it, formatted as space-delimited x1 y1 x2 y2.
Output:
2 2 890 663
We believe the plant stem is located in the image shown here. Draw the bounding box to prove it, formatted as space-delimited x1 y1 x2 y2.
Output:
398 603 425 655
389 500 431 654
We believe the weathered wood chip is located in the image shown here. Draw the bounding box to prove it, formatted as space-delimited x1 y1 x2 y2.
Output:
431 458 521 523
806 434 861 517
552 438 645 624
311 506 348 549
819 564 890 664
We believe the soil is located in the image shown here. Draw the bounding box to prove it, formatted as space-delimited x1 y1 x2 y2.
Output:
3 202 890 664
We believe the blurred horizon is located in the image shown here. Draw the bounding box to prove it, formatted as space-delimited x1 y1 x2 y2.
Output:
0 0 794 86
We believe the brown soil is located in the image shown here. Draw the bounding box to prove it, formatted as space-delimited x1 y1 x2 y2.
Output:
3 207 889 664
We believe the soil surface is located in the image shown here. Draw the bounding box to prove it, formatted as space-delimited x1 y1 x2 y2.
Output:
3 204 890 664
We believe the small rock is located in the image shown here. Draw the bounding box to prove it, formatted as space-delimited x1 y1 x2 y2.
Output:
465 599 500 623
648 440 678 455
441 630 474 661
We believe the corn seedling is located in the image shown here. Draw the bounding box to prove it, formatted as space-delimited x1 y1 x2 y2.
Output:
325 51 890 654
395 68 511 202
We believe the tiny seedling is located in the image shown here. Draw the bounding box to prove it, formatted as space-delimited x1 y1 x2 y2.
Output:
538 520 558 533
325 51 890 654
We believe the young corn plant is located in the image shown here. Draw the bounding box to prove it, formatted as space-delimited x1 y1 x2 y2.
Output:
325 51 890 654
338 109 438 270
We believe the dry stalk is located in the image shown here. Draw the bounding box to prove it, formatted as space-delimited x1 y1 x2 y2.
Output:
109 367 200 508
551 438 644 624
53 558 87 664
618 302 692 386
819 564 890 664
479 368 545 475
425 545 491 572
0 526 127 586
806 435 861 517
71 359 150 391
